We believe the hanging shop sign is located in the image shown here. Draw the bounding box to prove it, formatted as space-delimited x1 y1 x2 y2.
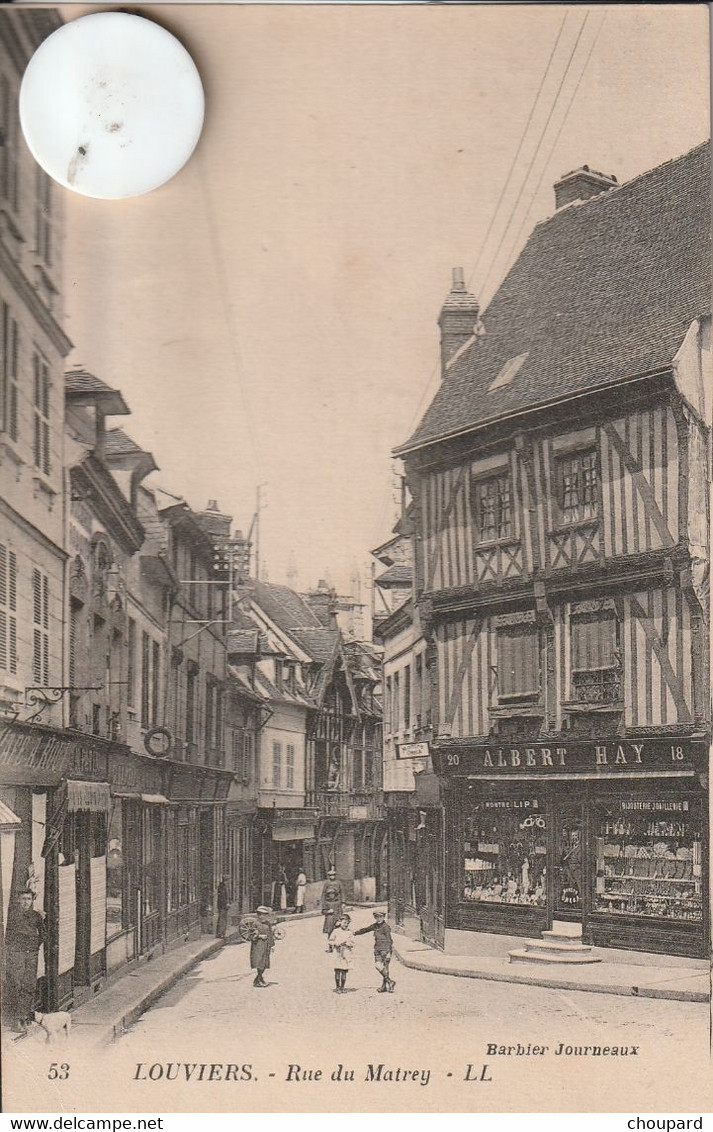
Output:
432 737 704 777
397 742 430 760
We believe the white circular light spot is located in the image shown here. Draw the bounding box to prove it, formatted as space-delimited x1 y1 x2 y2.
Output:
20 12 204 200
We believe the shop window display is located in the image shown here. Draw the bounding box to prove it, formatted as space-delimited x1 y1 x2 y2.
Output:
460 799 547 906
594 798 702 922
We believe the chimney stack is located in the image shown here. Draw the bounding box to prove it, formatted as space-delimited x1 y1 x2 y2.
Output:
438 267 480 376
554 165 617 210
196 499 233 540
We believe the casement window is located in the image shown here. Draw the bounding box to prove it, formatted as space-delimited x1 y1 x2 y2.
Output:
126 617 136 706
496 624 539 700
475 473 513 542
286 743 295 789
0 74 19 210
352 745 364 790
31 567 49 684
384 676 391 734
33 352 51 475
555 449 598 524
140 631 150 728
243 730 254 781
232 731 244 775
403 663 411 731
391 672 399 733
151 641 160 725
274 660 283 691
0 544 17 674
272 740 282 787
2 304 19 441
205 678 215 750
185 664 197 745
571 609 621 703
35 165 52 266
414 655 423 727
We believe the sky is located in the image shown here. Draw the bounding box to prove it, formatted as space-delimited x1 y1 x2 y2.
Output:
60 3 710 597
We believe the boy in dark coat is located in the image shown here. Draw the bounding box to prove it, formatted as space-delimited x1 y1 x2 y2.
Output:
5 890 45 1030
355 910 395 993
249 906 275 987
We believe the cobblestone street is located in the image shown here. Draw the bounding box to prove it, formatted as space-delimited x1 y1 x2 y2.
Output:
5 911 710 1112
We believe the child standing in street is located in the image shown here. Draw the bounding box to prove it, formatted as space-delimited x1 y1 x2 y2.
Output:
328 913 354 993
355 910 395 993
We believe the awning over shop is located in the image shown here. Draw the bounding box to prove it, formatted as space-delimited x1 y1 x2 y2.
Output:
66 780 111 813
141 794 171 805
272 818 316 842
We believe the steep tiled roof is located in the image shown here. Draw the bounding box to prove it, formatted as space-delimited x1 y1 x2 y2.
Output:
227 629 261 655
65 368 129 414
104 428 143 456
399 142 711 454
251 581 323 632
292 627 339 664
375 564 412 586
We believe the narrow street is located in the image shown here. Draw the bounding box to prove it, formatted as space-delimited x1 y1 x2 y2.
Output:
8 909 708 1113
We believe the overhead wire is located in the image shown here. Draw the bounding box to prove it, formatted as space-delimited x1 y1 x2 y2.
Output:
396 12 574 456
499 14 609 275
466 9 569 291
476 10 592 303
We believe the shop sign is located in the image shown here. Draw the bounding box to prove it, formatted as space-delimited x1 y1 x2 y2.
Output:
432 737 703 777
112 757 165 795
349 804 369 821
0 725 72 783
397 742 430 760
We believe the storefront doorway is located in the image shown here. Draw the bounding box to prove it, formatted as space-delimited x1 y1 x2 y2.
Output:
553 800 584 924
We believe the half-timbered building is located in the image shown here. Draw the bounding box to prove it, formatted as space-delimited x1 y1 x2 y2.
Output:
395 145 711 959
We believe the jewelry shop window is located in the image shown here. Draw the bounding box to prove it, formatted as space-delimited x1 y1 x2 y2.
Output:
594 798 702 922
460 798 547 906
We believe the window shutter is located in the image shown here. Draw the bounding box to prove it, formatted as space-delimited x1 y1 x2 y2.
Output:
0 611 6 670
32 567 41 625
33 628 42 683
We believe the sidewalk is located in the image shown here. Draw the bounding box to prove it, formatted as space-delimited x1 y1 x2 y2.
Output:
391 933 711 1003
62 905 710 1049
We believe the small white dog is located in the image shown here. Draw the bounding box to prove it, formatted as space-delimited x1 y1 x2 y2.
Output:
33 1010 72 1043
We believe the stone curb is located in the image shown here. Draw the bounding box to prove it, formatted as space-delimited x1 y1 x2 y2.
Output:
391 945 710 1003
92 905 375 1045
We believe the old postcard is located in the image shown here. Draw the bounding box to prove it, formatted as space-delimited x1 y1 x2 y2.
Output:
0 1 711 1115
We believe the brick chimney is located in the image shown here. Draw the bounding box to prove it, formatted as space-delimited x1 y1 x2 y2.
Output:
438 267 480 376
554 165 617 210
196 500 232 540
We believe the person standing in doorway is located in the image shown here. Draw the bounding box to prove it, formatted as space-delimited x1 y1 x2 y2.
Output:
321 868 344 951
216 876 229 939
295 868 307 913
355 910 395 993
249 906 275 987
5 890 45 1031
328 913 354 993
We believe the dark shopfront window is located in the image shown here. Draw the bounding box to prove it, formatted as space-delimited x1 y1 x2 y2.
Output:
141 806 162 916
106 801 126 939
459 797 547 907
593 797 702 923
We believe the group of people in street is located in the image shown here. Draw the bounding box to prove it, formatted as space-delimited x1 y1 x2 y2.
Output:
245 866 396 995
322 867 395 995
